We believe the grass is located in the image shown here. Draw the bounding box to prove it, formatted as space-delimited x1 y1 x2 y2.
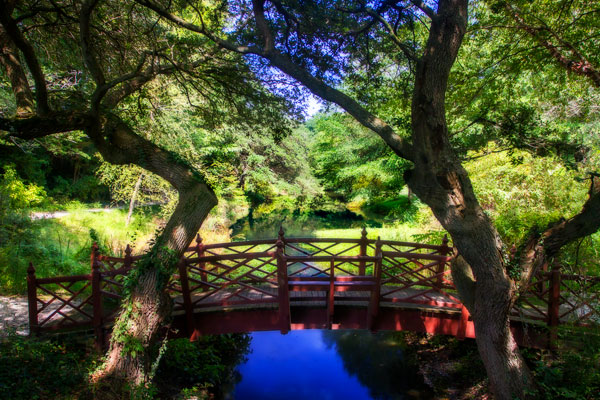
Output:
0 207 157 294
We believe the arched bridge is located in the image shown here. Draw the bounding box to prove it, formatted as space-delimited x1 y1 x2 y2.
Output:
26 229 600 349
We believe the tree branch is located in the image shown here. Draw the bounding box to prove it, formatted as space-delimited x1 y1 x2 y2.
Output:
0 1 50 114
409 0 437 20
506 3 600 87
135 0 262 55
0 112 90 139
266 51 414 160
365 7 418 62
0 25 34 116
516 174 600 293
252 0 275 53
543 175 600 256
135 0 414 161
80 0 107 111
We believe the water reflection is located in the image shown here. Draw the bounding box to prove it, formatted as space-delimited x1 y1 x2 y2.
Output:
233 330 431 400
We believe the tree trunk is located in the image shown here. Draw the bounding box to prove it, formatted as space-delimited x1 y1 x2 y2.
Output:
403 1 534 398
0 24 34 116
88 116 218 389
126 173 143 227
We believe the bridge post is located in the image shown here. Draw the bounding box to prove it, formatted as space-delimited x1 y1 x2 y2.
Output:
91 243 104 350
195 234 207 291
276 238 290 333
435 235 450 291
548 265 561 345
367 238 382 331
327 258 335 329
457 305 470 340
359 227 367 276
26 262 39 335
124 244 132 269
178 258 196 338
278 225 286 254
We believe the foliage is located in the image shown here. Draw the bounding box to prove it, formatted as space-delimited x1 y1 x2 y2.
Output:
465 148 588 242
307 113 410 205
96 164 174 209
154 334 251 398
524 329 600 399
0 164 47 211
0 333 96 400
0 332 251 400
0 207 156 294
448 1 600 173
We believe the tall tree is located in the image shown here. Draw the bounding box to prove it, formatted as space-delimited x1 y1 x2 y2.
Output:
0 0 293 389
135 0 600 398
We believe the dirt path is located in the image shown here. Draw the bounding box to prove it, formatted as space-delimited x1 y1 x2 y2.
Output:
0 296 30 336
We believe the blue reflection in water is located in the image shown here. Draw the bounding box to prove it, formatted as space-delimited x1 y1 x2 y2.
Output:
233 330 372 400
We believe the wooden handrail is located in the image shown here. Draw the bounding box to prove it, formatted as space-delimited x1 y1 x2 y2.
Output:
285 255 379 262
186 252 276 263
382 251 453 262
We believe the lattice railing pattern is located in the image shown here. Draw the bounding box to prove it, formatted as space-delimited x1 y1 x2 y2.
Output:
30 273 94 331
379 250 459 308
558 274 600 325
182 252 280 310
511 272 551 322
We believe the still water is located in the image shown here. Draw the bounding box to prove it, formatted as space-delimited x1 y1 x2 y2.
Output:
231 330 431 400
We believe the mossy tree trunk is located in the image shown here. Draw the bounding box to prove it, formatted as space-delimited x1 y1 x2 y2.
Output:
86 117 218 387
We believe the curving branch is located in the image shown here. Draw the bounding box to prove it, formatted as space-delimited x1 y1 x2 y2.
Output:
266 51 414 160
136 0 415 160
364 7 418 62
0 112 90 139
0 25 34 115
252 0 275 53
135 0 262 55
0 1 49 114
86 114 217 251
80 0 105 85
506 3 600 87
409 0 437 20
516 174 600 293
542 175 600 256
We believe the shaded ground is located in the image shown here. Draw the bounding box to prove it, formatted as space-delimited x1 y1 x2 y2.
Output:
0 296 30 336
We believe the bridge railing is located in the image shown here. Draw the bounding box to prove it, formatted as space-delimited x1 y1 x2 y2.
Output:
26 230 599 345
26 243 139 347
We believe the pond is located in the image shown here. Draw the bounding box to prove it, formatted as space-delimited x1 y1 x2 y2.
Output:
230 330 432 400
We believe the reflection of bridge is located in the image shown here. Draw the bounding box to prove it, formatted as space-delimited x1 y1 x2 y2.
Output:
26 229 600 348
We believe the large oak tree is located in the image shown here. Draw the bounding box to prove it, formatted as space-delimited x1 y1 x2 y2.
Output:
0 0 293 390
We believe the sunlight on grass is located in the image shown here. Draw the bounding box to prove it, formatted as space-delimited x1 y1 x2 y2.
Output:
0 208 157 294
314 225 440 243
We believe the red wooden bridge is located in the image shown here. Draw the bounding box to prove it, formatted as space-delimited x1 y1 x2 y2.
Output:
26 228 600 348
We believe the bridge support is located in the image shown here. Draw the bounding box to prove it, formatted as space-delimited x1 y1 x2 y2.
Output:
91 245 104 351
276 239 291 333
367 238 382 331
548 266 561 346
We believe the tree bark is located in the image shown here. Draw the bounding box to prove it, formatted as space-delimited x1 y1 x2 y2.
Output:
126 173 144 227
404 2 533 398
86 115 218 388
0 24 34 116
